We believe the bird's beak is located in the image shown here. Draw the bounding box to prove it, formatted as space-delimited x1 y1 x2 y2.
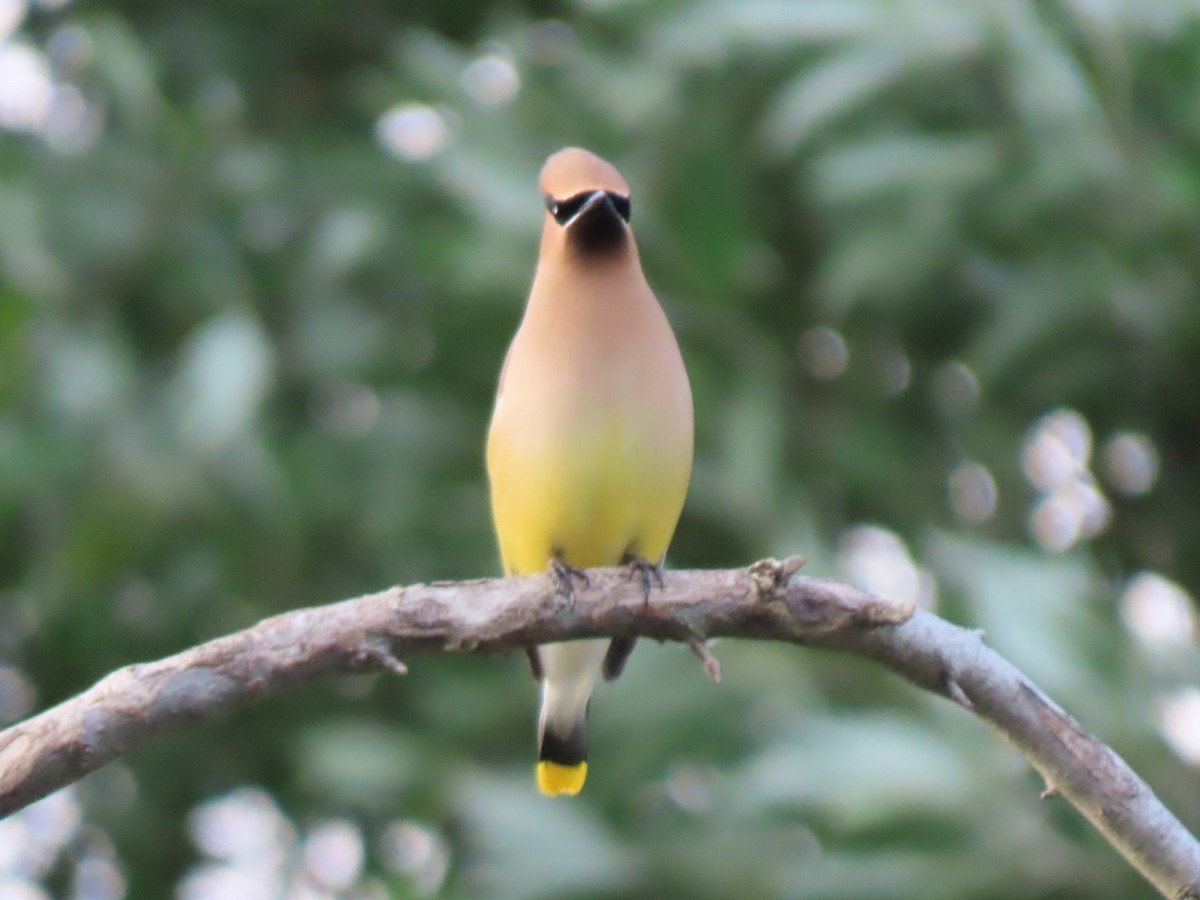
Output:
563 190 611 228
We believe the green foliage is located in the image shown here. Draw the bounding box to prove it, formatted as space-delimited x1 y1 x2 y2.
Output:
2 0 1198 897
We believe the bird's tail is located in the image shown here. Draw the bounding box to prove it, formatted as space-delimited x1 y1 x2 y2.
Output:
536 710 588 796
533 639 609 796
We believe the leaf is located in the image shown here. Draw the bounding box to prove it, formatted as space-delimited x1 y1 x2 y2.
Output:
764 45 912 151
174 312 274 451
733 712 974 825
812 133 999 206
654 0 879 64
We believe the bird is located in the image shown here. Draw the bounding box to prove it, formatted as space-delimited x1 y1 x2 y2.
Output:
486 147 694 796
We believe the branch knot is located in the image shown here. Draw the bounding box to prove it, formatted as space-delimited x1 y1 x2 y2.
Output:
749 555 806 601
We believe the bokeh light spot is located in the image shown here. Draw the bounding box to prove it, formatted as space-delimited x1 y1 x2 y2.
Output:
378 820 449 897
0 878 51 900
376 104 448 162
837 525 935 609
1157 688 1200 766
176 865 275 900
0 0 25 43
42 85 103 155
462 51 520 106
947 461 997 524
665 764 714 813
0 43 54 132
1120 572 1196 649
931 361 979 416
0 788 81 880
187 788 293 866
1022 409 1092 491
1101 431 1159 496
46 24 92 73
1029 492 1082 553
878 346 911 395
71 854 125 900
798 326 848 380
302 819 364 891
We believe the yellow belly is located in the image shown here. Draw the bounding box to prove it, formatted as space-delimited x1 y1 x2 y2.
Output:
487 412 689 576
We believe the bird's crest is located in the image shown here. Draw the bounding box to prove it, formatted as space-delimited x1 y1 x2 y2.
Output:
539 147 629 201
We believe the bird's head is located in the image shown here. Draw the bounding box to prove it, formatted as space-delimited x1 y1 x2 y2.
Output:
538 148 632 257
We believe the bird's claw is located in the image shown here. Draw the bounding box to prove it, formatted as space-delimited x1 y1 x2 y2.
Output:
622 553 665 605
549 557 590 608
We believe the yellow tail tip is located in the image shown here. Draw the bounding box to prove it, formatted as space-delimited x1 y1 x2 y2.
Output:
536 761 587 796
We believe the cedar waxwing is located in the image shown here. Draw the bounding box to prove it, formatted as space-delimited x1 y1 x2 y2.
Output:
486 148 694 796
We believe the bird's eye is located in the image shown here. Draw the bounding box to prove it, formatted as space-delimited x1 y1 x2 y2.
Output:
547 192 592 225
606 192 631 223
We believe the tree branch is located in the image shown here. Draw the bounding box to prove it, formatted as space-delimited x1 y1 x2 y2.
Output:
0 559 1196 897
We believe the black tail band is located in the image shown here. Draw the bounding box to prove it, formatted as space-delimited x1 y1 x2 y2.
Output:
538 719 588 766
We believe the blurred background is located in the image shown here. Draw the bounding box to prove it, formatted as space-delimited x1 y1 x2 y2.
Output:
1 0 1199 897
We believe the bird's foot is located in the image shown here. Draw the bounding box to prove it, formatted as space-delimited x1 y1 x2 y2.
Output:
549 556 590 608
621 553 665 606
